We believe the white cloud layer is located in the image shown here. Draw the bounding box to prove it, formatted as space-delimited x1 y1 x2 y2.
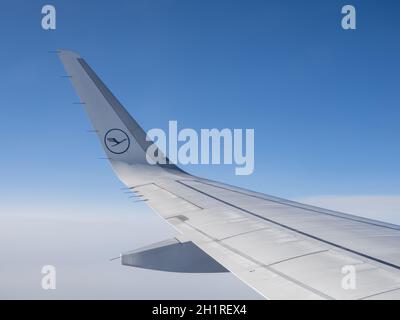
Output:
0 205 259 299
1 195 400 299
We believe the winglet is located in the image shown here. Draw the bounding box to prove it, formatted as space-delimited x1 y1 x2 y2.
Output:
57 50 183 175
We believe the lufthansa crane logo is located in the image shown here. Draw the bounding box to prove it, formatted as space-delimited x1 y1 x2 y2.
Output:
104 129 130 154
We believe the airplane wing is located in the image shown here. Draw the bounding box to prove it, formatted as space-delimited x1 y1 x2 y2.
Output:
58 50 400 300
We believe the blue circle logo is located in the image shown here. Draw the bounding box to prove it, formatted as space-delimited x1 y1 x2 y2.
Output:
104 129 130 154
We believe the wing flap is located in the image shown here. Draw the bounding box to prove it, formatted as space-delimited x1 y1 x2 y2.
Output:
121 238 228 273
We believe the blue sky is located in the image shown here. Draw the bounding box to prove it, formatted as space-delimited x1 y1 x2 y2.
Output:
1 0 400 205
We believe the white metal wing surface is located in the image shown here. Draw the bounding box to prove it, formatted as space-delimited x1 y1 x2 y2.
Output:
58 50 400 300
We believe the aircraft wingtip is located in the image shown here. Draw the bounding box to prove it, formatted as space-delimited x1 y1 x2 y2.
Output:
57 49 81 59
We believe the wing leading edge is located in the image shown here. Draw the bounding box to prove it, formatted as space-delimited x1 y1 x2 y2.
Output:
58 50 400 300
